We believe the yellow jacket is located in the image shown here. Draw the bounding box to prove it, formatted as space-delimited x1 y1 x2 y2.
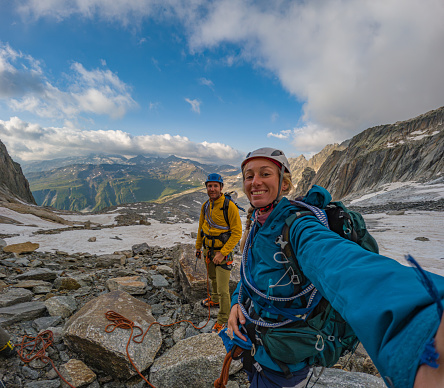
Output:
195 194 243 257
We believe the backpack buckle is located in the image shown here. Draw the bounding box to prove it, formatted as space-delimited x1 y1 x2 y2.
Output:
275 235 288 249
291 274 301 285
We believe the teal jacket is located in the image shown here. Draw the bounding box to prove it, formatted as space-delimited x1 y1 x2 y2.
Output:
232 187 444 387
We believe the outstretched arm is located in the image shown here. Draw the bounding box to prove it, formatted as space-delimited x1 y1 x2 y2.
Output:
290 215 444 388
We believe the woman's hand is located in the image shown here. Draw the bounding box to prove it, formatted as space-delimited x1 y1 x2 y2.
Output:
228 303 247 341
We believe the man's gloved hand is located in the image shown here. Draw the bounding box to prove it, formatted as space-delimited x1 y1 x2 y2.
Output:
195 250 202 259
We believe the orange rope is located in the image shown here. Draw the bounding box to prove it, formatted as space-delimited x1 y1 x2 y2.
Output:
104 256 214 387
214 346 244 388
16 330 76 388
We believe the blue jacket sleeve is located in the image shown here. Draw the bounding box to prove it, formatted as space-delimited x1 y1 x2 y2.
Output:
289 215 444 388
231 281 241 308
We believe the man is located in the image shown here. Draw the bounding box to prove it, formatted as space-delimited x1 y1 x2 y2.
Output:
195 173 242 333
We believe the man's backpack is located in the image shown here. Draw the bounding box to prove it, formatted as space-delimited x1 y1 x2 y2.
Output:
220 191 245 227
255 198 379 374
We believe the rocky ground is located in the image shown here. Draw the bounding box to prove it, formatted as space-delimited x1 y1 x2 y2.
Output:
348 198 444 214
4 189 439 387
0 238 384 388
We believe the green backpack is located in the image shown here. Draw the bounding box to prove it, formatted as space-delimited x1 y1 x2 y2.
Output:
324 201 379 254
255 199 378 375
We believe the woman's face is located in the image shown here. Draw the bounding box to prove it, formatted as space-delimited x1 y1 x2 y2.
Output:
243 158 288 208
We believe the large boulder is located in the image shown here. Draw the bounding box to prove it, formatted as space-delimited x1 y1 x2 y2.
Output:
149 333 242 388
63 290 162 380
174 244 240 303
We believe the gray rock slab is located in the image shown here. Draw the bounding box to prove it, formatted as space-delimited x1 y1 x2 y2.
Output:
24 381 61 388
44 296 77 318
12 280 53 289
95 254 126 268
0 301 47 326
151 274 169 288
64 290 162 380
16 268 58 281
312 368 385 387
149 333 242 388
0 287 33 307
106 276 147 295
156 264 174 277
132 243 150 256
33 285 53 294
33 316 63 332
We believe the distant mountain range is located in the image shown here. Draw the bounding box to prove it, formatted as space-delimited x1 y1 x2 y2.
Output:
1 106 443 211
24 155 240 211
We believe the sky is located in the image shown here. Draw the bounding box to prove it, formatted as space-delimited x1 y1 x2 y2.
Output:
1 181 443 275
0 0 443 167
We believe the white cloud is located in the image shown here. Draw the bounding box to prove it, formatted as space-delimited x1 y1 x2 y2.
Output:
289 124 339 153
12 0 444 154
185 0 444 150
0 44 137 119
185 98 201 114
267 129 291 140
199 77 214 90
0 117 242 164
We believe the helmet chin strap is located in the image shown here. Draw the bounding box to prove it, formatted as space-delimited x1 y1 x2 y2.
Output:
250 165 285 213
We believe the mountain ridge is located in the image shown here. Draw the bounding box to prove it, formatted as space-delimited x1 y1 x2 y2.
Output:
311 106 444 200
2 105 443 212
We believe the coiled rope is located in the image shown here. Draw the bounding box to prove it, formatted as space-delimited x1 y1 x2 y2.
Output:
8 257 213 388
104 257 213 387
15 330 76 388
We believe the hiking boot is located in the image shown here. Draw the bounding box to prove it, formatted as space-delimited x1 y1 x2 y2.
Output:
212 322 226 334
201 298 219 308
0 341 16 358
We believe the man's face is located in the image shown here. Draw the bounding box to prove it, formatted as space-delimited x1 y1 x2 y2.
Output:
206 181 222 201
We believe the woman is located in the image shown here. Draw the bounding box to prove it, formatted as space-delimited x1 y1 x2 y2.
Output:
227 147 444 388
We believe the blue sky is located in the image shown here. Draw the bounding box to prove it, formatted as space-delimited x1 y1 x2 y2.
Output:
0 0 443 166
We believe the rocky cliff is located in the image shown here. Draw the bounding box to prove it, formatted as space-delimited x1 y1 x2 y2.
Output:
311 106 444 200
0 139 36 204
288 143 347 196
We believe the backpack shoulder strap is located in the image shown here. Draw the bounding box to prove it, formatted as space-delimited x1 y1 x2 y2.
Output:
280 201 329 292
222 196 230 227
289 200 329 228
